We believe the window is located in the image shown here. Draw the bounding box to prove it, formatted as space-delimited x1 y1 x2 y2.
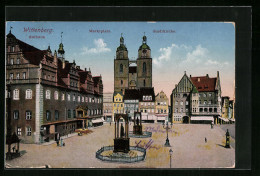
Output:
13 110 19 119
175 101 178 105
89 97 91 102
17 58 20 64
13 89 19 100
203 93 206 97
68 109 71 118
46 110 51 121
204 101 207 105
180 101 183 105
120 64 123 73
209 93 212 97
17 128 22 136
25 89 32 99
82 96 84 102
199 100 201 104
143 62 146 73
10 58 14 65
208 100 212 105
143 80 146 87
23 72 26 79
52 76 55 81
121 80 123 85
67 94 71 101
46 90 51 99
26 127 32 136
73 94 76 101
121 104 123 107
78 96 80 102
61 93 65 101
55 110 59 120
186 101 189 105
16 73 20 79
10 73 13 80
85 97 88 102
26 111 32 120
73 110 76 118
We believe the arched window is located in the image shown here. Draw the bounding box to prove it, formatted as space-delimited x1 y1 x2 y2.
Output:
120 64 123 73
121 80 123 85
144 79 146 87
25 89 32 99
143 62 146 73
54 91 58 100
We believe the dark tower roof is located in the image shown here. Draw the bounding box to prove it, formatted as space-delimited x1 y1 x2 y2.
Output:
58 42 65 55
117 33 127 51
139 33 150 50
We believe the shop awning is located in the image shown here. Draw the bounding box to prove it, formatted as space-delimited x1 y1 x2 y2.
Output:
157 116 167 120
191 116 214 121
92 118 104 123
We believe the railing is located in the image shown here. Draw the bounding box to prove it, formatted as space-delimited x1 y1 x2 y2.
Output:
96 146 146 163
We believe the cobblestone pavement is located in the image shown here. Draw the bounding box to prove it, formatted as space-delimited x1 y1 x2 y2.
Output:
5 123 235 168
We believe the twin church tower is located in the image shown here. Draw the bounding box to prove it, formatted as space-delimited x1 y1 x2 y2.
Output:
114 34 152 94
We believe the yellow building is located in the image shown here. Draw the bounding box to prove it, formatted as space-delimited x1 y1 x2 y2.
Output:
113 92 124 121
155 90 169 123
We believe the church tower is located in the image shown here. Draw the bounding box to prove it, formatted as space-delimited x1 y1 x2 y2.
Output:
114 34 129 94
136 34 152 88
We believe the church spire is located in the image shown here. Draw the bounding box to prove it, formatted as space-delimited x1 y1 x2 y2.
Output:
58 32 65 57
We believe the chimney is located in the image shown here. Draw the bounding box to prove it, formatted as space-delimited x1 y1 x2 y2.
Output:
217 71 219 78
206 74 209 77
190 75 191 78
85 68 87 71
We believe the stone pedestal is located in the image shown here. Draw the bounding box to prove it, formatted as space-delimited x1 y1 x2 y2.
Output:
113 138 130 153
133 125 143 135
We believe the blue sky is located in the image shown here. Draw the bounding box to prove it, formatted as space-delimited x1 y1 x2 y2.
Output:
6 22 235 99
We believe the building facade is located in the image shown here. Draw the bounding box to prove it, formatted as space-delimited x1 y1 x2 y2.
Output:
171 71 222 124
113 92 124 116
190 72 222 124
139 88 156 123
171 72 194 124
124 89 140 121
114 34 152 94
6 31 103 144
155 91 169 123
103 93 113 122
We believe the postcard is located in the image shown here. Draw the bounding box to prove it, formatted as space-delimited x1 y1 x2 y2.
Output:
5 21 235 168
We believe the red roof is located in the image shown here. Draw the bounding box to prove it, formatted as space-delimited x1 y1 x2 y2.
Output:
190 76 217 92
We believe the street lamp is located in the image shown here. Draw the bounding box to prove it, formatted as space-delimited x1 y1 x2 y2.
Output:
225 129 230 148
163 121 172 147
169 149 173 168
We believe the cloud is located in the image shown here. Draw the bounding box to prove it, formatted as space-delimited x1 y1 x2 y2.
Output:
153 43 189 67
81 38 111 55
185 45 208 64
153 43 229 68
